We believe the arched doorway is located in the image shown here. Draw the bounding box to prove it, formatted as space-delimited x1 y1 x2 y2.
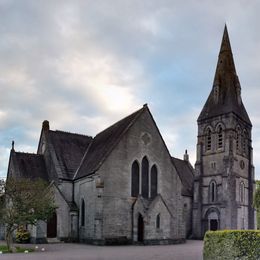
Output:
206 208 219 232
47 212 57 238
137 214 144 242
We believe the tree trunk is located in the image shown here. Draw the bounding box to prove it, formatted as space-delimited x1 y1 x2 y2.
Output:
5 227 15 252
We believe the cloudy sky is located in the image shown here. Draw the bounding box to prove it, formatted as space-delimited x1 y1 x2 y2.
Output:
0 0 260 179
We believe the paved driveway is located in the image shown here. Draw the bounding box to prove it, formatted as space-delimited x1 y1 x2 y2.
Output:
0 240 203 260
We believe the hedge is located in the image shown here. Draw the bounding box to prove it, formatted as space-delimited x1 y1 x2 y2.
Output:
203 230 260 260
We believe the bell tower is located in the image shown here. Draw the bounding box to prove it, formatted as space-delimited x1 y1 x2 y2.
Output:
192 26 255 238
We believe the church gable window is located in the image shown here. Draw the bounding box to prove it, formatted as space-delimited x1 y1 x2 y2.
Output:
209 180 217 203
141 156 149 199
81 199 85 227
150 164 158 199
131 161 140 197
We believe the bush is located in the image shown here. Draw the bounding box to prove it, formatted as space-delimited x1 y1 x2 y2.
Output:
15 227 30 243
203 230 260 260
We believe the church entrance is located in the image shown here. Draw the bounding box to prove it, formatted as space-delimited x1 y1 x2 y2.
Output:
137 214 144 242
206 209 219 232
47 212 57 238
209 219 218 231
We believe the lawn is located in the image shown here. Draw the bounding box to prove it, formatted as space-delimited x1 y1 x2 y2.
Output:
0 245 34 254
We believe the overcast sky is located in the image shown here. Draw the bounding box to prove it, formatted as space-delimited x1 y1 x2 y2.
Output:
0 0 260 179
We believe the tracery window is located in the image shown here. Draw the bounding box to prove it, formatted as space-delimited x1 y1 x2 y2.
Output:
131 161 140 197
131 157 159 199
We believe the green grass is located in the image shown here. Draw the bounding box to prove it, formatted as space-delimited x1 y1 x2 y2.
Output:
0 245 34 254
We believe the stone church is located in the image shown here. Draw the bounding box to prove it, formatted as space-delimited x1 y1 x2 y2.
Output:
4 26 256 244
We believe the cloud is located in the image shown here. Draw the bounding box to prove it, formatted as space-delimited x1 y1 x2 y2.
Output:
0 0 260 179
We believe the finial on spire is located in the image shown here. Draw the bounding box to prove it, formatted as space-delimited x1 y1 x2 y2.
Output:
11 140 15 151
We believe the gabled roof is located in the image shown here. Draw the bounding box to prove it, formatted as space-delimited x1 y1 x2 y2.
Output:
171 157 194 197
48 130 92 180
12 152 49 181
74 105 146 180
198 25 251 125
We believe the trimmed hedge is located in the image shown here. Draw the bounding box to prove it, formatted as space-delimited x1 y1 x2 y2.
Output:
203 230 260 260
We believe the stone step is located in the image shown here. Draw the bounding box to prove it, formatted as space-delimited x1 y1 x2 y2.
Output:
47 237 62 244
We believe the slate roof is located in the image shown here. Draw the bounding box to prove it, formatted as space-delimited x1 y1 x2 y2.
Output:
171 157 194 197
13 152 49 181
198 25 251 125
48 130 92 180
74 105 146 180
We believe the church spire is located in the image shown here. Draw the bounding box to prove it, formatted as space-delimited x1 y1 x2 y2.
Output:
213 25 236 85
198 25 251 125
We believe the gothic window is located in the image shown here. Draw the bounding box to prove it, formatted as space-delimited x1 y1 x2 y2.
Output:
217 125 224 149
156 214 160 229
81 199 85 227
236 126 241 152
242 130 248 155
240 182 245 203
206 128 212 151
131 161 140 197
150 165 158 199
209 181 217 203
141 157 149 199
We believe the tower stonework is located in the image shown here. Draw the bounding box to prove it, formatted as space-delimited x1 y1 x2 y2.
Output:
192 26 256 238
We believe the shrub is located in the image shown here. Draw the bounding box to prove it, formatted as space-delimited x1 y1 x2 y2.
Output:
203 230 260 260
15 227 30 243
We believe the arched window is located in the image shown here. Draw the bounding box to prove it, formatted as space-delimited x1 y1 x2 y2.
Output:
236 126 241 152
156 214 160 229
81 199 85 227
131 161 140 197
150 164 158 199
240 182 245 203
206 128 212 151
141 157 149 199
209 181 217 203
217 125 224 149
242 130 248 155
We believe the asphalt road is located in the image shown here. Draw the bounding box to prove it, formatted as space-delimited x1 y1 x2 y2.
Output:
0 240 203 260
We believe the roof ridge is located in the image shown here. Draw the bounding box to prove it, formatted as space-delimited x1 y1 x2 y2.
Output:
15 151 43 156
74 105 146 180
50 130 92 138
95 106 145 138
